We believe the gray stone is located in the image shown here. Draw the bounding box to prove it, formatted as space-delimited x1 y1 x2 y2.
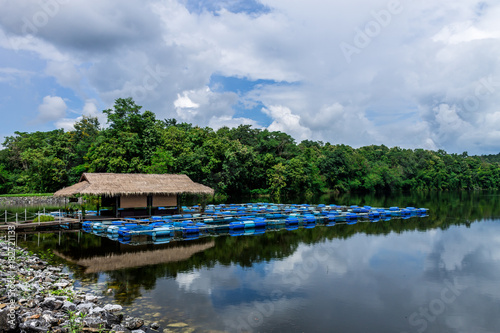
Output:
19 319 49 332
26 299 38 308
104 311 123 327
61 300 77 312
40 299 58 311
0 308 18 332
110 324 129 333
85 295 101 302
53 282 69 289
89 306 105 315
83 316 106 329
124 317 145 330
103 303 123 312
41 313 59 326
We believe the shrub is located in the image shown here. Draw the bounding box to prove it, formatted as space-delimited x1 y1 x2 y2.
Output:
32 215 55 222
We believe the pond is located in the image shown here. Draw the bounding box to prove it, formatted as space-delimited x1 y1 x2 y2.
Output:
14 191 500 332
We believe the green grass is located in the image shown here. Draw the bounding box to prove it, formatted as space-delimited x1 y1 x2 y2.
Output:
0 193 53 197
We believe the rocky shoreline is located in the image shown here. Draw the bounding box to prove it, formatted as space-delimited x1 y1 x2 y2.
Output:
0 239 158 333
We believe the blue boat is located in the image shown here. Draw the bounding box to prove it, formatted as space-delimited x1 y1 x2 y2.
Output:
229 221 245 230
302 214 316 223
118 225 152 237
151 226 174 237
153 236 171 244
183 226 200 234
230 229 245 237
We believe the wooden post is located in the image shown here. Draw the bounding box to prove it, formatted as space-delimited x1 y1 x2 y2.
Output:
147 195 152 216
97 196 100 217
177 194 181 214
115 196 120 218
201 195 207 213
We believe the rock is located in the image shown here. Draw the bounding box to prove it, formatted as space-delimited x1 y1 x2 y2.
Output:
39 299 57 311
53 300 64 310
110 324 128 333
17 283 31 292
0 308 18 332
83 316 106 329
41 313 59 326
103 311 123 327
76 302 94 313
124 317 145 330
89 306 106 315
103 304 123 312
19 319 49 332
61 301 77 312
0 239 156 333
53 282 69 289
26 299 38 308
48 267 62 272
85 295 100 302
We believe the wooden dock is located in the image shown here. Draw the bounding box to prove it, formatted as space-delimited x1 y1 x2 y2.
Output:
0 217 81 231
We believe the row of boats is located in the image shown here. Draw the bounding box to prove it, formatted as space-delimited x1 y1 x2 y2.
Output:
81 203 429 245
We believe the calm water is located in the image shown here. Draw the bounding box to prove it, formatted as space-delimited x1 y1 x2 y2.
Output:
14 191 500 332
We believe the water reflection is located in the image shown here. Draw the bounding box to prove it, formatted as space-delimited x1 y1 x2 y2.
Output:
14 191 500 332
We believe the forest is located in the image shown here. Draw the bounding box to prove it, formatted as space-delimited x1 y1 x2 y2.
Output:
1 97 499 199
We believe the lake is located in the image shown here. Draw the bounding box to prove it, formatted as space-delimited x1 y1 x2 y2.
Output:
14 191 500 332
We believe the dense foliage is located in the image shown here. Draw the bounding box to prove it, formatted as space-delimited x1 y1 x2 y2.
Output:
1 97 500 197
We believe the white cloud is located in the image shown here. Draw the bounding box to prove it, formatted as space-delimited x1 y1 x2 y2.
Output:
2 0 500 153
173 87 239 124
53 99 104 131
263 105 311 140
37 95 67 122
82 99 99 117
54 117 76 131
174 91 200 109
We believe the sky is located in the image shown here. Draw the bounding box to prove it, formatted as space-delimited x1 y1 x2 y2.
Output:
0 0 499 155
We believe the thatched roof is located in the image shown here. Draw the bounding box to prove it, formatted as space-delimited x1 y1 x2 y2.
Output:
53 173 214 197
53 240 215 273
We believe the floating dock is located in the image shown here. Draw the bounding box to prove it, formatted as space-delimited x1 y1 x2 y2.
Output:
79 203 429 245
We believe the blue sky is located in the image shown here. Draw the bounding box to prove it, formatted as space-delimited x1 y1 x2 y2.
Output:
1 0 500 154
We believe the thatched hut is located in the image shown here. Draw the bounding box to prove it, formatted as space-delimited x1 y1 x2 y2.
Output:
54 173 214 217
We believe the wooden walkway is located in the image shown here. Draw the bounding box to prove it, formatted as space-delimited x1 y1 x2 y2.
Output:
0 217 81 231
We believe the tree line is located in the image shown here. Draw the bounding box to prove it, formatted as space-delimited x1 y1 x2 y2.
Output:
1 97 499 198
